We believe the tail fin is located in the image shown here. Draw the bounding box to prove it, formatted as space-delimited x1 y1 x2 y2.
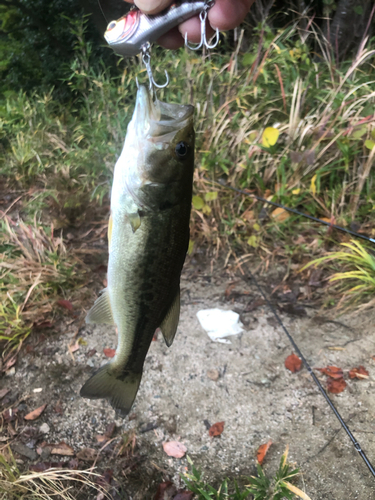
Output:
80 364 142 417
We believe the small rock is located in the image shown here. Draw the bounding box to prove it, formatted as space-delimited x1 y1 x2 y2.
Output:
12 442 38 461
40 423 50 434
207 369 220 381
5 367 16 377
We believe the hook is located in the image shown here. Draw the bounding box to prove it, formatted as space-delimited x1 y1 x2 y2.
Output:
141 43 169 91
185 4 220 51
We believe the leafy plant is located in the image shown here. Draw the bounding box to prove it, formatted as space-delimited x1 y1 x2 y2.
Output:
302 240 375 309
182 448 310 500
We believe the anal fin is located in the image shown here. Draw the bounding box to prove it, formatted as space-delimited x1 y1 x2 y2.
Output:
85 288 115 325
160 289 180 347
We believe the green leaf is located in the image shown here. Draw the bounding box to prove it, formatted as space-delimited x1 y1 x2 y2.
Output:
352 126 367 139
243 53 257 66
192 195 205 210
247 235 258 248
365 139 375 150
205 191 218 202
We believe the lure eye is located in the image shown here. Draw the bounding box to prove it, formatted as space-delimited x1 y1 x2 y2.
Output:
175 142 188 158
107 21 117 31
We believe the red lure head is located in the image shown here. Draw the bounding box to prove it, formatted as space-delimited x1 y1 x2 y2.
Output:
105 9 140 43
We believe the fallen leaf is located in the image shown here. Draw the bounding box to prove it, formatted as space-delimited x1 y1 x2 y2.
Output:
87 348 97 357
310 174 317 195
257 440 272 465
105 422 116 437
271 207 290 222
96 435 108 444
327 378 347 394
317 366 343 379
209 421 225 437
4 355 17 371
262 127 279 147
51 442 75 456
281 481 312 500
174 491 194 500
103 348 116 358
69 342 80 353
153 481 176 500
285 353 302 373
349 366 369 379
54 400 63 415
56 299 73 311
29 461 64 472
163 441 187 458
3 408 18 422
77 447 97 461
24 404 47 421
0 388 10 399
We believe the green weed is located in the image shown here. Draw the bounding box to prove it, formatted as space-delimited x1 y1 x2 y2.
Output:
302 239 375 310
182 447 310 500
1 16 375 350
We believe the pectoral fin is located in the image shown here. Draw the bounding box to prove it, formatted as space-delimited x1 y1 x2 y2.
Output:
129 212 141 233
160 289 180 347
85 288 115 325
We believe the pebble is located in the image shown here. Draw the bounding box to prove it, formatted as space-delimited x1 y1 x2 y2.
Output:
207 369 220 381
40 423 50 434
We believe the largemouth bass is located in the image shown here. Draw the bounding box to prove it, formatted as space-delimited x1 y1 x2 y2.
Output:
80 85 195 417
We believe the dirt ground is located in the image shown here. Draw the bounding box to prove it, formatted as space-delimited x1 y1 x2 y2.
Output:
2 258 375 499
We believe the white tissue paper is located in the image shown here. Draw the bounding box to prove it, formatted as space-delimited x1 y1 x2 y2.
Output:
196 308 244 344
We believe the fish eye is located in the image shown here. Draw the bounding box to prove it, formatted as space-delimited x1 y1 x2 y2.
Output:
107 21 117 30
175 142 188 158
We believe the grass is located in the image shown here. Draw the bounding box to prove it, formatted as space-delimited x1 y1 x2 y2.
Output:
182 448 310 499
0 16 374 496
0 446 308 500
0 447 113 500
1 15 375 351
302 239 375 310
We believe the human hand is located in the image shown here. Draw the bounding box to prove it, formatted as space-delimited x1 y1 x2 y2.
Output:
124 0 254 49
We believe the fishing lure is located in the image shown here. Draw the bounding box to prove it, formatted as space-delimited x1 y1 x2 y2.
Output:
104 0 219 89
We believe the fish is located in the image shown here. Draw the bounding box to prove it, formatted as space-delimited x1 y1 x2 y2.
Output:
80 85 195 417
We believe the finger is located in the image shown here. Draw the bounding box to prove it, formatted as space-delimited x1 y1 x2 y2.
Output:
209 0 254 31
157 27 184 49
134 0 171 15
178 16 214 44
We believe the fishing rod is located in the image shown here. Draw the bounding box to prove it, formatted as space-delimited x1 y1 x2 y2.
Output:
207 178 375 245
237 258 375 478
223 179 375 476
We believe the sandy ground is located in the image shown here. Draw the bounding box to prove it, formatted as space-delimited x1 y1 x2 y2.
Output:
2 259 375 499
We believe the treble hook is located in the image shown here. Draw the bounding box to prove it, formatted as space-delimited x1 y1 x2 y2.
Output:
141 42 169 91
185 2 220 51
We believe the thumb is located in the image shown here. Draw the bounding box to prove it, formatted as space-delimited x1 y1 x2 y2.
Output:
134 0 172 14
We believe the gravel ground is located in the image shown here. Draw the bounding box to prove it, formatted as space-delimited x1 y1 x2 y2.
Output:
2 260 375 499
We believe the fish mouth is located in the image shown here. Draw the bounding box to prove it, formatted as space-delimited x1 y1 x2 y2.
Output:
133 85 194 140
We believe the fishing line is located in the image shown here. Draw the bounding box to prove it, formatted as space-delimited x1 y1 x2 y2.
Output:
206 178 375 245
97 0 109 23
236 258 375 477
